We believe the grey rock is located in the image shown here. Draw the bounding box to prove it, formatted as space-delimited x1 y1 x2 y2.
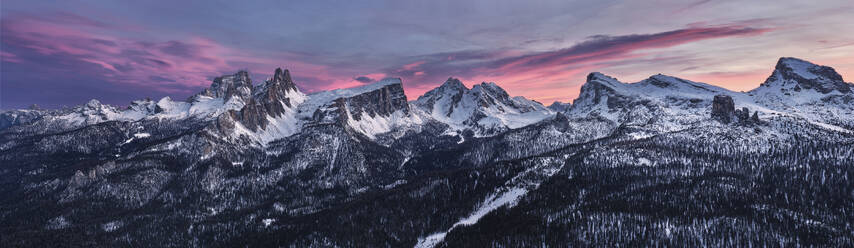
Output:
711 95 735 124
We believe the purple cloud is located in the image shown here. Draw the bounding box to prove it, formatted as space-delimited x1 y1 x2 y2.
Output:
382 23 774 101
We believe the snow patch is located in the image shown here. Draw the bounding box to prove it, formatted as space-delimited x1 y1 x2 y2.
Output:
262 218 275 227
383 179 408 189
102 221 122 232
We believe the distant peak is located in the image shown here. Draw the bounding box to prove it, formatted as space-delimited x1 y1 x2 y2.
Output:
266 68 298 92
272 68 293 83
773 57 843 81
472 81 509 96
648 73 674 80
198 70 254 102
586 72 618 83
231 70 252 85
332 77 402 95
86 99 103 108
644 74 698 88
213 70 253 87
777 57 814 67
759 57 849 94
374 77 403 86
441 77 467 89
480 81 499 87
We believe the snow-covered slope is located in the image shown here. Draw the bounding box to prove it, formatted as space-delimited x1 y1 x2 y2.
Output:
413 77 553 136
749 57 854 125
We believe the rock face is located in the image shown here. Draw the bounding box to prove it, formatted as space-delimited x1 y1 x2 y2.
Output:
199 71 254 103
712 95 736 124
237 68 305 131
311 80 410 125
569 72 635 113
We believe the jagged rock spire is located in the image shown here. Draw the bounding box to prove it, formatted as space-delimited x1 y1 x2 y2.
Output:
270 68 298 92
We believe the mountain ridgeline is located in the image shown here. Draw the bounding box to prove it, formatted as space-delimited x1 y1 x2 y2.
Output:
1 57 853 247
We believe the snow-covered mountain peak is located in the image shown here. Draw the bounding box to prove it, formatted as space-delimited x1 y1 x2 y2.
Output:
413 78 552 136
415 77 467 104
85 99 104 109
777 57 843 80
754 57 850 94
471 82 512 102
585 72 622 86
645 74 703 88
441 77 467 89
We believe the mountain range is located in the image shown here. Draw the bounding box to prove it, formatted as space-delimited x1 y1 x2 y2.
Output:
1 57 852 247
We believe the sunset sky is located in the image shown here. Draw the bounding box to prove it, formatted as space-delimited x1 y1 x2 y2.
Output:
2 0 853 109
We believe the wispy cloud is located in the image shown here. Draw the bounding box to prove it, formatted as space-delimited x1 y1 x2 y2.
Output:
0 12 392 105
383 23 774 102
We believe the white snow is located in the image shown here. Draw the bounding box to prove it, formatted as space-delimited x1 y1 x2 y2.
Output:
458 187 527 226
240 78 418 144
346 109 423 139
414 233 447 248
250 94 305 144
383 179 408 189
415 157 564 248
569 70 854 135
414 187 533 248
780 57 819 79
414 79 554 136
262 218 275 227
102 221 122 232
810 121 852 133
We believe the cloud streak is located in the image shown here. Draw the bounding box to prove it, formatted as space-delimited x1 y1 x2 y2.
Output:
1 10 774 108
0 12 392 107
383 23 774 102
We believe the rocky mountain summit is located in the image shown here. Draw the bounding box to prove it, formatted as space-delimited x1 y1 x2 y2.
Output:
757 57 850 94
413 77 553 136
1 57 853 247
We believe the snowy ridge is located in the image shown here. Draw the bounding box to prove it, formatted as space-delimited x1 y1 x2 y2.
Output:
295 78 404 121
413 78 554 136
2 57 854 247
0 72 254 132
568 58 854 136
3 57 851 144
232 78 421 143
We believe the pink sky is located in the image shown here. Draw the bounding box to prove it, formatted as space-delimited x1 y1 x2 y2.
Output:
2 1 853 108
